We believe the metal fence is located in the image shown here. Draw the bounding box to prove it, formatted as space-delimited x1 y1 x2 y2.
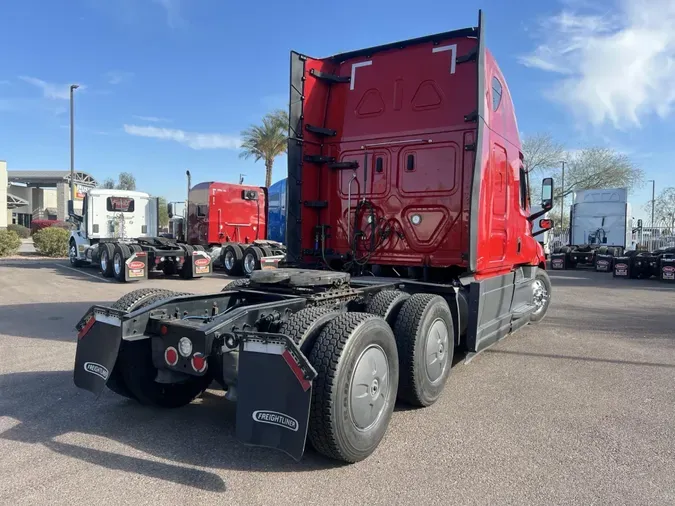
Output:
633 227 675 251
547 226 675 252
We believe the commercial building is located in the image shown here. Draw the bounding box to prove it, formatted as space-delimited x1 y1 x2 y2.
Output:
1 161 97 228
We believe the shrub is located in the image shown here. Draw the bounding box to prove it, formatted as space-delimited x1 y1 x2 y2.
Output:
30 219 71 234
0 229 22 257
33 227 70 257
7 224 31 239
50 221 72 231
31 219 58 234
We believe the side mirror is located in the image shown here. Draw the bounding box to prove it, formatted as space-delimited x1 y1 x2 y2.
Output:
67 199 75 216
539 218 553 231
541 177 554 211
167 203 174 218
637 219 643 229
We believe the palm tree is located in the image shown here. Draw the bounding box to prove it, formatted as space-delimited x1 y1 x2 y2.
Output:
239 109 289 188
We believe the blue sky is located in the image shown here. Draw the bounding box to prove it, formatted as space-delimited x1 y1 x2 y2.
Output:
1 0 673 220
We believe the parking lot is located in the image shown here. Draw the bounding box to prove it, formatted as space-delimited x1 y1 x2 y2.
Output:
1 260 674 506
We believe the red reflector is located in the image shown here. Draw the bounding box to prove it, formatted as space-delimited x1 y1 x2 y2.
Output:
77 315 96 340
155 258 161 264
191 353 207 373
165 347 178 366
135 252 147 257
160 325 168 335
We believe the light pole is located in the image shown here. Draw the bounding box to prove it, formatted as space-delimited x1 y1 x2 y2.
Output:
69 84 79 202
559 160 565 229
647 179 655 229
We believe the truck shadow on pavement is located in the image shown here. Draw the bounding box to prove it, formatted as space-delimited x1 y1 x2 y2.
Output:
0 369 351 492
0 300 116 340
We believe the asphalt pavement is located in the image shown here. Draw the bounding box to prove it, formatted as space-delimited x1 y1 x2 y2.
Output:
1 259 673 505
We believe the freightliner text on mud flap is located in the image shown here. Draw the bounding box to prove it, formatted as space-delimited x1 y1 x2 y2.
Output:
234 331 317 461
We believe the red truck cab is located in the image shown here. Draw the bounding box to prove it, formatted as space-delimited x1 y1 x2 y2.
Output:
186 181 287 275
186 181 268 247
285 10 553 352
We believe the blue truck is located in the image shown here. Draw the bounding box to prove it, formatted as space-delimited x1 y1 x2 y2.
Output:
266 177 287 245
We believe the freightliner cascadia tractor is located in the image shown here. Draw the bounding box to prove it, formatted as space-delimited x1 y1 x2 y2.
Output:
73 10 554 464
181 179 286 275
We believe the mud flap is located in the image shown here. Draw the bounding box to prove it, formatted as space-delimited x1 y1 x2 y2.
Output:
613 256 630 278
191 251 213 276
235 332 317 461
260 255 284 270
73 311 124 396
125 252 148 282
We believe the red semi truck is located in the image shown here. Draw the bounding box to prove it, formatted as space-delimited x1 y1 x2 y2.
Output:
73 11 554 465
174 179 286 275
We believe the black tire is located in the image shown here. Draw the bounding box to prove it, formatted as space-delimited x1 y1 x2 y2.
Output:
193 244 205 252
393 294 454 407
242 246 263 275
260 245 273 257
365 290 410 327
307 312 399 463
107 288 177 399
69 239 84 267
99 243 115 278
221 278 250 291
118 290 210 408
221 244 243 276
111 288 176 312
529 269 552 324
280 305 342 354
113 243 131 282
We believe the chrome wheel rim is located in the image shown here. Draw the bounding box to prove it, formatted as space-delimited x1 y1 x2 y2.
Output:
244 252 256 274
224 250 235 270
114 253 123 276
532 279 548 314
100 251 108 271
69 245 77 264
425 318 449 384
349 344 390 431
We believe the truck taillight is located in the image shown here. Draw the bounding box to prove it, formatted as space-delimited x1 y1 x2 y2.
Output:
191 352 207 373
165 347 179 366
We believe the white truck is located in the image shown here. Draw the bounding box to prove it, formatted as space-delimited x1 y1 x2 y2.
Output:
68 189 212 282
550 187 633 272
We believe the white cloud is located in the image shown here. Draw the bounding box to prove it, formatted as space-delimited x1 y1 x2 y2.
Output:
132 115 169 123
19 76 86 100
152 0 184 28
519 0 675 129
123 124 241 150
106 70 134 85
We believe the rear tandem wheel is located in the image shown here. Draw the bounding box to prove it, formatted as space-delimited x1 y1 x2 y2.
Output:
306 312 399 463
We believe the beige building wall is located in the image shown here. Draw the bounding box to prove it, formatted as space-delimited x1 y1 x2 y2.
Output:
0 160 7 229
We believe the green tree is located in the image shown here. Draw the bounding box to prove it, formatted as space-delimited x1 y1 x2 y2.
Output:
158 196 169 229
116 172 136 191
100 172 137 191
239 109 288 188
645 187 675 228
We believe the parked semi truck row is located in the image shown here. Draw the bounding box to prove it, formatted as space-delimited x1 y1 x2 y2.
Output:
612 246 675 281
68 189 213 282
73 10 556 464
167 176 289 275
550 188 633 272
